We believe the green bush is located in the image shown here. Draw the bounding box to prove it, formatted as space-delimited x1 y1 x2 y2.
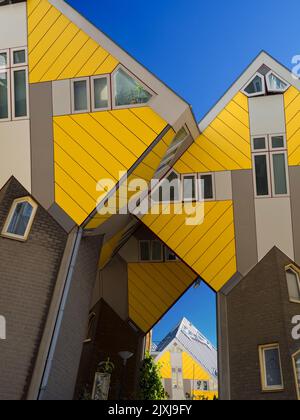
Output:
139 352 167 400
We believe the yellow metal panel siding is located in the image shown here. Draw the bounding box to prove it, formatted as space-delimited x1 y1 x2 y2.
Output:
27 0 119 83
157 352 172 379
182 352 210 381
141 201 237 292
193 391 218 400
128 262 197 333
53 108 167 225
174 93 251 173
285 87 300 165
85 127 174 230
99 230 124 270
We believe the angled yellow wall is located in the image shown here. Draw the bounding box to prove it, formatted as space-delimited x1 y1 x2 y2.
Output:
141 201 236 292
54 108 168 224
157 351 172 379
128 262 197 333
27 0 118 83
86 126 175 230
182 352 210 381
174 93 251 173
284 86 300 165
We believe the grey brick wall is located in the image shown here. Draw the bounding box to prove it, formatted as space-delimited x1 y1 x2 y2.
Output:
226 247 299 400
0 178 68 400
41 235 103 400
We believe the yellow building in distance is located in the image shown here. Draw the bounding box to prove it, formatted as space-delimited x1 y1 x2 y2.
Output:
153 318 218 400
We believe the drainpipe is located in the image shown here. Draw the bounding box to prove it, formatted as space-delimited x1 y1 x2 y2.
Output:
38 227 83 400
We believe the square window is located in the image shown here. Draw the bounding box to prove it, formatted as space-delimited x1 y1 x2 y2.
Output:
271 135 285 150
13 49 26 65
253 137 267 151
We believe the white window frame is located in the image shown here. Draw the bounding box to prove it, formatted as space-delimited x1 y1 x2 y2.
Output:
0 48 10 70
198 173 215 202
182 174 198 203
252 152 272 199
269 133 287 151
91 74 111 112
11 66 29 120
1 196 38 242
251 135 268 153
266 70 289 93
71 77 90 114
285 264 300 304
292 350 300 401
269 150 290 197
112 65 156 110
0 68 11 122
259 344 284 392
242 72 266 98
10 47 28 68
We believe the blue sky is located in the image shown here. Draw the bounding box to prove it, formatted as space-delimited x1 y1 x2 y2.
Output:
66 0 300 346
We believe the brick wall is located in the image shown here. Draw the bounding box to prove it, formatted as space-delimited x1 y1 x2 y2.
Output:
0 178 68 400
226 247 299 400
75 300 144 400
41 235 103 400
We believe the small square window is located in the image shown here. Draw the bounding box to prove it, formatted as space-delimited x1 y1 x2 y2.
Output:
13 50 26 65
271 135 285 150
253 137 267 151
1 197 37 241
259 344 284 392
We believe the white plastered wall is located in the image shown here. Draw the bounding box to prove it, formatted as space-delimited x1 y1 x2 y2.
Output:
0 3 31 192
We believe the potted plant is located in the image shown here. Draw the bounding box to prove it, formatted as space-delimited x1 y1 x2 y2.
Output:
92 358 115 400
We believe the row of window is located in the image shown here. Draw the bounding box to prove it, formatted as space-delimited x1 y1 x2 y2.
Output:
0 47 28 121
252 134 289 197
139 240 178 262
259 344 300 397
243 71 289 98
70 66 154 114
154 171 215 203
